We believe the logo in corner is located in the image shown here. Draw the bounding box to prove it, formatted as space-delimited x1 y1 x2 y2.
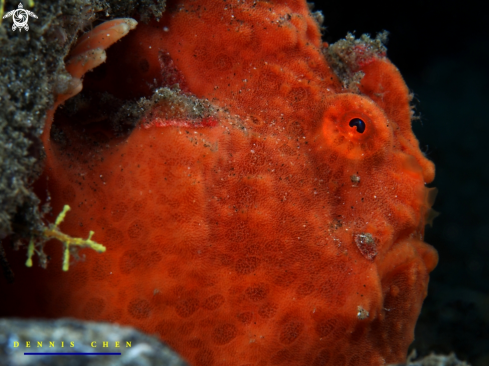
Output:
2 3 38 32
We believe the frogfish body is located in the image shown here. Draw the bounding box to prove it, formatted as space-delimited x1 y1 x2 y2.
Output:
1 0 438 365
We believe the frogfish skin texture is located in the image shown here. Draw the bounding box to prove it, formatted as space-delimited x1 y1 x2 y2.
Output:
1 0 439 365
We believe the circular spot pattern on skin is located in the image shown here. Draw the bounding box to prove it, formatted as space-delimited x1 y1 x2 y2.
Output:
175 298 200 318
274 271 298 287
195 348 215 366
296 282 315 297
202 294 225 310
258 303 278 319
212 323 237 345
155 320 177 337
144 250 163 268
119 249 142 274
127 219 145 239
279 320 304 344
315 318 337 338
91 256 112 281
235 256 260 274
245 283 269 302
237 312 253 324
102 227 124 250
271 349 294 365
128 298 151 319
312 349 331 366
178 321 196 336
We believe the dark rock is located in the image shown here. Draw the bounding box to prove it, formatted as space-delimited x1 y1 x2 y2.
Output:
0 318 188 366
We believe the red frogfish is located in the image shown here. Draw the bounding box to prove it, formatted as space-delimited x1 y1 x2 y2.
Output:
1 0 438 365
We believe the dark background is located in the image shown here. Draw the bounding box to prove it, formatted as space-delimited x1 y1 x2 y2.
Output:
315 1 489 365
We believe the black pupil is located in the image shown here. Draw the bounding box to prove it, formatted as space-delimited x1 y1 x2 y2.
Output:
349 118 366 133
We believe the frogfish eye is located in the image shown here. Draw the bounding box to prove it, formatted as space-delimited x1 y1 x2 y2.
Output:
321 93 394 159
349 118 366 133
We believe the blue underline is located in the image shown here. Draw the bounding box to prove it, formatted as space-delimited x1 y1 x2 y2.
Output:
24 352 121 355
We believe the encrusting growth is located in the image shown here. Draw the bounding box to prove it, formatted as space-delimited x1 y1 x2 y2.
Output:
25 205 106 272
